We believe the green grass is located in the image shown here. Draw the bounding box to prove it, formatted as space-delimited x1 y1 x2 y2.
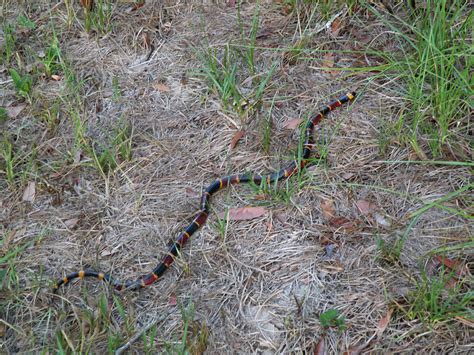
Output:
0 133 16 186
368 0 472 158
83 0 114 35
399 266 473 325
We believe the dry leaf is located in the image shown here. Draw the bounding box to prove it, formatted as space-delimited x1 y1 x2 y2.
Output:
6 104 26 118
314 335 325 355
321 199 336 220
154 82 170 92
376 308 393 338
330 17 343 37
434 255 460 270
283 118 303 130
64 218 79 229
374 213 390 227
230 130 245 149
355 199 376 216
218 206 266 221
322 52 335 68
79 0 93 10
168 294 177 306
329 216 354 229
0 323 5 337
51 74 61 81
22 181 36 202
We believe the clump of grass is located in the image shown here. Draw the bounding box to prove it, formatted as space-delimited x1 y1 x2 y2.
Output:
83 0 114 35
1 23 16 64
370 0 472 158
0 134 16 186
399 266 472 325
86 122 133 175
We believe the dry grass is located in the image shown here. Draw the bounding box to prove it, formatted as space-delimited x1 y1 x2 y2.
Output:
1 1 472 353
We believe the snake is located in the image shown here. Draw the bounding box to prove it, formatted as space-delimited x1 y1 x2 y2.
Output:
53 91 356 293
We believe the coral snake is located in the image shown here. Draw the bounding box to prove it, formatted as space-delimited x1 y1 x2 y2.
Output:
53 91 356 293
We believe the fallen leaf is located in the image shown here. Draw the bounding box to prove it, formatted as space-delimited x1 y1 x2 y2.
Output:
79 0 93 10
322 52 335 68
283 118 303 130
314 335 325 355
355 199 376 216
6 104 26 118
230 130 245 149
218 206 266 221
51 74 61 81
376 308 393 338
154 82 170 92
321 199 336 221
131 1 145 11
228 0 236 7
168 294 177 306
330 17 343 37
329 216 355 229
22 181 36 202
434 255 460 270
64 218 79 229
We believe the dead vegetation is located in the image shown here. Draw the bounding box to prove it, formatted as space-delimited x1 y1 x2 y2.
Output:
1 0 472 353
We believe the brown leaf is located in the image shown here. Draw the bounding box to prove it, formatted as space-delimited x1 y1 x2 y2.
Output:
376 308 393 338
322 52 335 68
321 199 336 221
230 130 245 149
131 1 145 11
6 104 26 118
434 255 460 270
22 181 36 202
64 218 79 229
154 82 170 92
329 216 354 229
313 335 325 355
355 199 376 216
168 294 177 306
218 206 266 221
79 0 93 10
51 74 61 81
330 17 343 37
283 118 303 130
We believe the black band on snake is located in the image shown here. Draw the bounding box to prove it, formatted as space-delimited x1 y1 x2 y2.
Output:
53 92 356 293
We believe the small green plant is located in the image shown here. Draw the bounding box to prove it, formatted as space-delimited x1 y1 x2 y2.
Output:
319 309 346 331
1 23 16 64
1 134 15 185
87 122 133 175
84 0 114 35
41 37 62 77
401 267 472 324
0 107 8 122
9 68 32 101
17 15 36 30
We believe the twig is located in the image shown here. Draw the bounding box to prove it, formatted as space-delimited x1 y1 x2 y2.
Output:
115 315 166 355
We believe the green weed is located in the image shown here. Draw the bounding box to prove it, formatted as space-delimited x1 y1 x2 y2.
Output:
0 107 7 122
319 309 346 331
1 23 15 64
401 267 472 325
0 134 15 186
84 0 114 35
86 122 133 175
9 68 32 101
41 37 62 77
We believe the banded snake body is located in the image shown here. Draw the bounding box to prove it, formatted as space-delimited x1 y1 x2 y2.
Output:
53 91 356 293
